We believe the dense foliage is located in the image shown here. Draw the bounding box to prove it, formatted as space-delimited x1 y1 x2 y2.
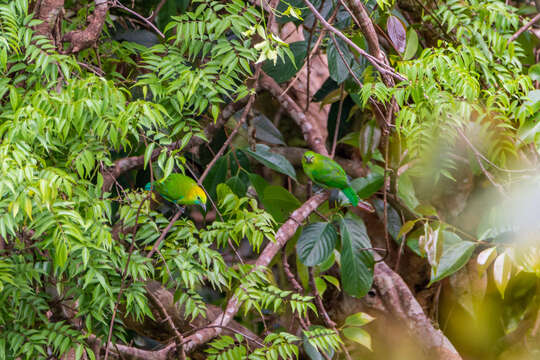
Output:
0 0 539 359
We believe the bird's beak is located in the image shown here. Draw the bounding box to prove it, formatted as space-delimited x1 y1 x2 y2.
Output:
201 203 206 212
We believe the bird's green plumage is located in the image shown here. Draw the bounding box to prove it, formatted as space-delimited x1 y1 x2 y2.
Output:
145 173 207 210
302 151 359 207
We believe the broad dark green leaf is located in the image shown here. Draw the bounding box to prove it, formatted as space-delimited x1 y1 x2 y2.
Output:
225 176 247 197
358 120 381 163
263 41 308 83
313 77 339 102
296 222 338 266
351 172 384 199
327 37 354 84
228 149 251 183
373 198 402 241
252 114 286 145
340 215 374 298
248 173 269 200
429 231 476 285
243 144 297 180
202 156 227 201
262 185 301 223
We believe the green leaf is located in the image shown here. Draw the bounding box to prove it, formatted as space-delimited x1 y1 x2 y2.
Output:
296 222 338 266
403 28 419 60
338 131 360 147
253 114 286 145
302 328 335 360
248 173 269 200
529 63 540 82
397 220 417 239
350 172 384 199
340 215 374 298
344 312 375 327
342 327 372 350
163 156 175 180
243 144 297 180
359 120 381 163
144 142 155 170
202 156 228 200
328 37 354 84
226 176 247 197
262 41 307 83
321 275 340 290
477 247 497 274
276 0 305 24
429 232 476 285
318 252 335 272
493 252 512 299
373 198 402 241
314 277 327 295
262 185 301 223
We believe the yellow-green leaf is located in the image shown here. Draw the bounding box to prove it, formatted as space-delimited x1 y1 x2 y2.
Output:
493 253 512 299
398 220 417 239
344 312 375 327
342 327 372 350
477 247 497 274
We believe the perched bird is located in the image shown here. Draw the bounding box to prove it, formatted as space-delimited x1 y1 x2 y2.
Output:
302 151 359 207
145 173 207 211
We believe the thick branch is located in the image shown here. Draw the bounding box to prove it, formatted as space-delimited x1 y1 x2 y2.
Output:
34 0 65 40
181 193 329 353
260 73 329 156
362 262 462 359
62 0 109 53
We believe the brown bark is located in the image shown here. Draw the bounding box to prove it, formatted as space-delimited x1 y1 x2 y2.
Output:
62 0 109 53
33 0 64 42
260 73 329 156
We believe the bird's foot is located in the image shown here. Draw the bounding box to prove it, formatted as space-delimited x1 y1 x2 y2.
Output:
174 204 185 214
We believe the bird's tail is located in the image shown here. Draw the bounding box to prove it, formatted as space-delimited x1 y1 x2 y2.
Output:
341 187 359 207
144 182 153 191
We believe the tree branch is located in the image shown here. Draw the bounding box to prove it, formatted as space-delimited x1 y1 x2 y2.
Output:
507 12 540 44
181 193 329 353
301 0 406 83
100 100 246 194
62 0 109 53
260 73 329 156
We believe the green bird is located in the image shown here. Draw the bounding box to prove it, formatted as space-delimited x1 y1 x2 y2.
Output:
302 151 359 207
145 173 207 211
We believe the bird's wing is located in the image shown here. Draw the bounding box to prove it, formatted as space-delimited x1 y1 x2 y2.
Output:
155 177 187 202
311 158 349 189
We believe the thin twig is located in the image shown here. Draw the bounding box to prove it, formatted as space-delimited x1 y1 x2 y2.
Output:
301 0 406 82
330 85 345 159
456 127 509 198
328 33 386 123
148 0 168 22
146 209 184 258
112 0 165 38
282 249 310 329
198 66 262 185
308 268 353 360
508 13 540 44
146 289 186 360
103 193 151 360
